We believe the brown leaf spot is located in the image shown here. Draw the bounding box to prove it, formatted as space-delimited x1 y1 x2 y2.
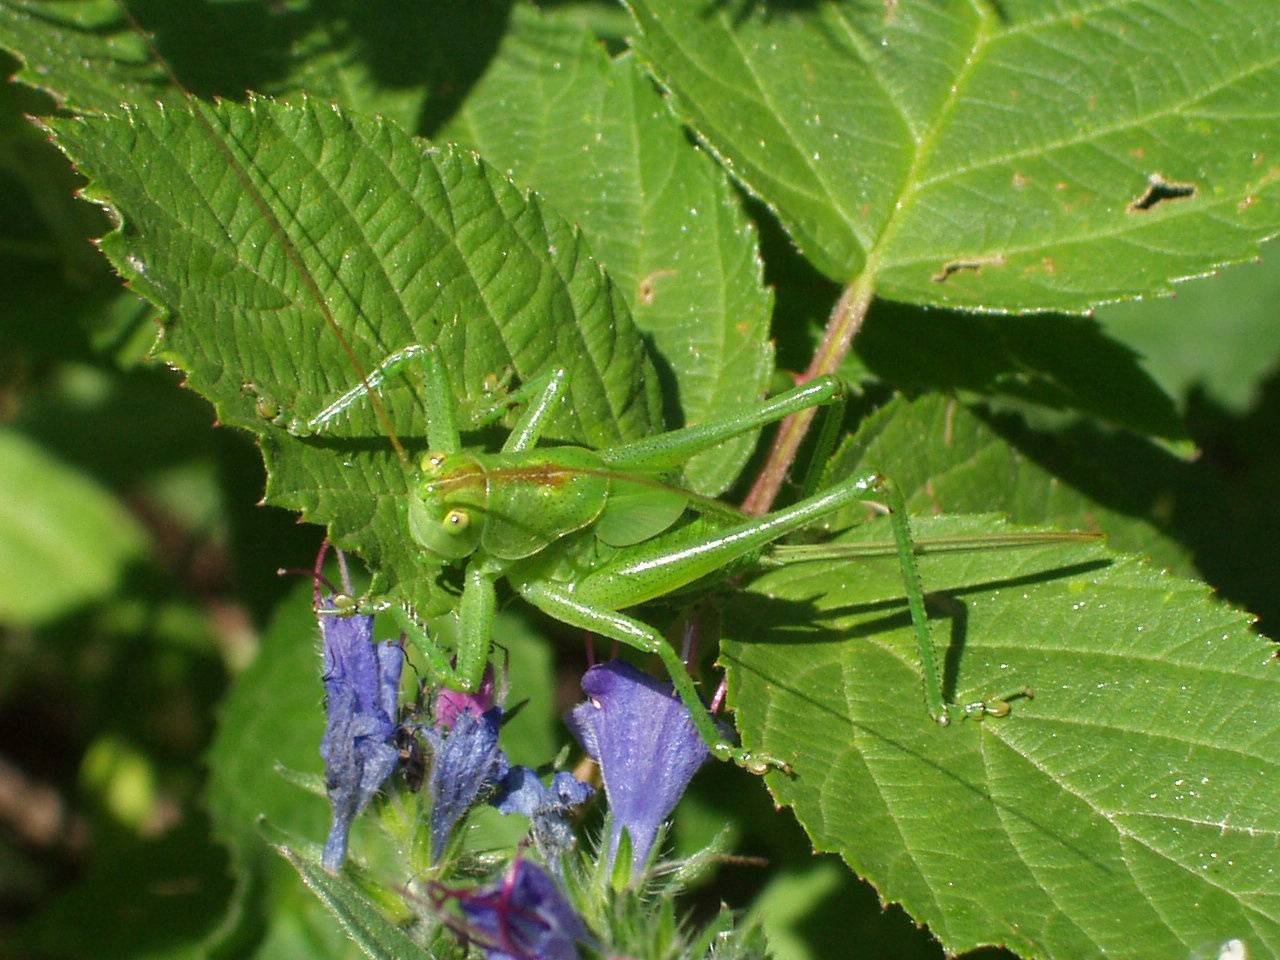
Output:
931 254 1007 283
637 269 678 306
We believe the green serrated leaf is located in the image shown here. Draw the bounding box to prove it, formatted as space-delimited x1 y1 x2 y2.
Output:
724 512 1278 959
626 0 1280 311
0 0 158 115
0 426 146 626
48 97 662 615
440 4 774 494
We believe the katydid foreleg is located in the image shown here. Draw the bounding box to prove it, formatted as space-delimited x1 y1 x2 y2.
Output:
290 342 567 453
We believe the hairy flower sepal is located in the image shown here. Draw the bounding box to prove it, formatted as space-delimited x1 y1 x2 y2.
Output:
566 660 714 874
319 610 403 873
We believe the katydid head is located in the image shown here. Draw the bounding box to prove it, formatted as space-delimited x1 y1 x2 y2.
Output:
407 451 487 561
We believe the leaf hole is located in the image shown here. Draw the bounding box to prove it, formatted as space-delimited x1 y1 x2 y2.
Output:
1127 173 1197 212
931 254 1006 283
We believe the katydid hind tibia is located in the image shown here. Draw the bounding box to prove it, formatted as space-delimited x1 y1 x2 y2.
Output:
54 8 1098 774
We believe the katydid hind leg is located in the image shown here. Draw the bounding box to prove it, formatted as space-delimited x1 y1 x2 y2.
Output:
388 603 473 689
572 470 949 726
517 580 789 774
880 479 950 725
603 376 847 473
388 561 499 694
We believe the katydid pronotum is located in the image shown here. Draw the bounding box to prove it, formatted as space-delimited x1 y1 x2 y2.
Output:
99 2 1095 775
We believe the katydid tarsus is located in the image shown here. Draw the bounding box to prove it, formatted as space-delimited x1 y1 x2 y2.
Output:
111 1 1096 775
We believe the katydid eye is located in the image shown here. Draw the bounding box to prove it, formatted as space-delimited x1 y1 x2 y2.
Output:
443 508 470 533
421 452 447 471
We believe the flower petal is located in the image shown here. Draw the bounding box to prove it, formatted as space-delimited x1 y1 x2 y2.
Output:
566 660 710 870
424 705 508 862
458 859 590 960
319 613 403 873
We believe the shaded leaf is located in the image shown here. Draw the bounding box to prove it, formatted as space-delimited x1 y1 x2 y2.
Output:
849 305 1187 442
0 0 471 133
1099 238 1280 413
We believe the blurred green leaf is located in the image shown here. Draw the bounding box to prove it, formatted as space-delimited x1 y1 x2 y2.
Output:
0 427 146 626
441 4 773 494
13 815 233 960
204 581 328 875
626 0 1280 311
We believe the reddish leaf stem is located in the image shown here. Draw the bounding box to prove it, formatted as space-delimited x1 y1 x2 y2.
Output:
741 276 873 515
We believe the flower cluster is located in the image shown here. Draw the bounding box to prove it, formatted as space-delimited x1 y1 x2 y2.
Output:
308 550 747 957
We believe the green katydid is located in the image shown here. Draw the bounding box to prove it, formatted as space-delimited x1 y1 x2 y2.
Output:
93 2 1096 775
292 342 1091 773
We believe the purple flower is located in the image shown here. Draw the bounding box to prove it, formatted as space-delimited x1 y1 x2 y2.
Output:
452 859 590 960
319 611 403 873
566 660 711 871
492 767 593 862
422 706 508 862
434 666 497 729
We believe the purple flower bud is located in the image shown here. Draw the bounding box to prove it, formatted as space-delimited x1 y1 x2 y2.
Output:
423 706 508 862
492 767 593 861
434 666 498 729
565 660 711 871
319 612 402 873
454 859 590 960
